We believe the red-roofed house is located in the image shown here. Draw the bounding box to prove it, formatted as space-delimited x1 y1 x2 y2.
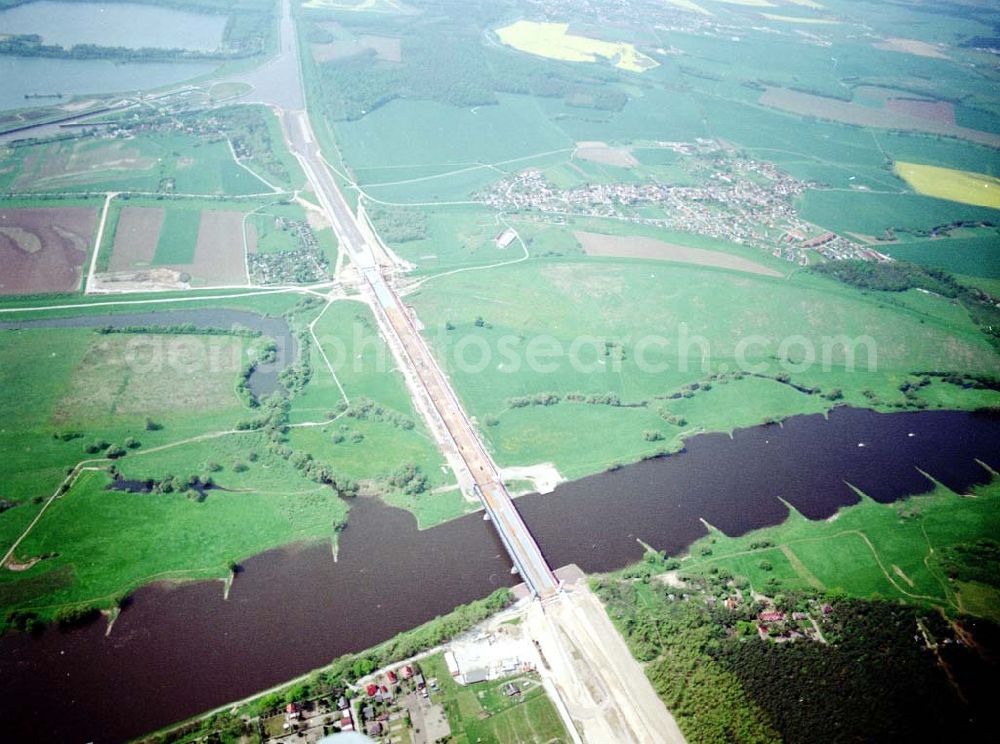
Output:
366 683 378 697
387 670 398 685
759 611 785 623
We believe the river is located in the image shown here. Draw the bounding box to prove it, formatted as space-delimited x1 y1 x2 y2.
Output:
0 403 997 741
0 56 217 112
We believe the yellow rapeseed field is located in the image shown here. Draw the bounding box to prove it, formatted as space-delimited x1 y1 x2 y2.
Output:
496 20 659 73
894 162 1000 209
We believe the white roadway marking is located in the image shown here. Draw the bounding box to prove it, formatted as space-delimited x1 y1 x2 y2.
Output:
85 191 118 294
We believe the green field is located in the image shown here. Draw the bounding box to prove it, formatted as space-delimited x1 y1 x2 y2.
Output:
152 207 202 264
662 476 1000 619
291 300 473 527
0 133 268 196
420 653 569 744
0 315 353 620
0 466 346 615
407 253 999 478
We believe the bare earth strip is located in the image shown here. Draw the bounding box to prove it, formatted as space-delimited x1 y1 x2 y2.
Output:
185 210 249 285
0 207 97 294
759 87 1000 148
875 37 949 59
575 230 783 277
109 206 164 271
575 141 639 167
526 580 687 744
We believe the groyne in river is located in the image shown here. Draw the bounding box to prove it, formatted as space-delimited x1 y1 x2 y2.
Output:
0 388 997 741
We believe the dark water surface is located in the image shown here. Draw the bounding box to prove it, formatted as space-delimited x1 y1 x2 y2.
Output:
0 408 997 742
0 308 295 398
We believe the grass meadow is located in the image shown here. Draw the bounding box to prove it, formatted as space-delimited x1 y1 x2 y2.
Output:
407 258 998 477
0 133 268 196
291 300 470 526
676 477 1000 620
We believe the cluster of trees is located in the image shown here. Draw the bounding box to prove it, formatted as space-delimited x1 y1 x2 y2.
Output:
344 397 415 430
96 323 260 338
578 391 625 406
82 438 138 458
387 463 429 496
596 568 993 744
812 259 962 295
939 538 1000 587
658 408 688 427
277 330 313 394
314 10 635 122
213 106 294 187
507 392 562 408
237 392 358 497
813 259 1000 349
367 204 428 243
717 599 986 742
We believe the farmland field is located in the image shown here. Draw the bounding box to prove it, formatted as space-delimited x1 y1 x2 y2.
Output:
894 162 1000 209
758 88 1000 148
1 134 269 196
104 202 249 286
0 206 97 295
574 231 784 276
496 20 658 73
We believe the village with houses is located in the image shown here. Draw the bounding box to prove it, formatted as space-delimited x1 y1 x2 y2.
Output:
254 609 559 744
479 141 884 266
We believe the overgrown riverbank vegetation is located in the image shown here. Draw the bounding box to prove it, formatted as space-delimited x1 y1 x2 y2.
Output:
0 294 462 628
409 257 1000 479
595 477 1000 743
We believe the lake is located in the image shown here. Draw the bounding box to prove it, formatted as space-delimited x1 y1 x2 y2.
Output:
0 55 216 111
0 406 996 741
0 1 228 51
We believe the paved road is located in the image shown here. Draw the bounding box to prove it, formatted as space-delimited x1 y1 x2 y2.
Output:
278 4 557 597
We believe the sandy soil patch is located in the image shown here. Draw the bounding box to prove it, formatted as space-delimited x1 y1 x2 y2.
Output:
876 37 949 59
5 557 41 571
0 207 97 295
576 230 783 277
295 194 332 230
759 87 999 148
574 141 639 167
109 206 164 271
525 584 685 744
656 570 689 590
501 463 565 494
90 267 191 292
